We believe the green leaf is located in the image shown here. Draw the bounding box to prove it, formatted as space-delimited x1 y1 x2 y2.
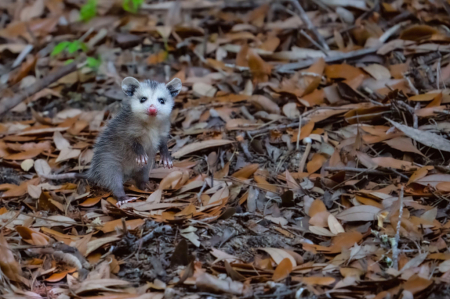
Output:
123 0 143 13
51 42 70 56
80 0 97 22
64 59 75 65
86 57 101 69
66 41 87 54
67 41 80 54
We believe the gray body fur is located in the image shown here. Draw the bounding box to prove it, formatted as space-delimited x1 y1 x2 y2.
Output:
85 103 169 199
42 77 182 206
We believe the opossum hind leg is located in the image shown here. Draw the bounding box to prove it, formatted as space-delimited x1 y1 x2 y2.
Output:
133 162 151 190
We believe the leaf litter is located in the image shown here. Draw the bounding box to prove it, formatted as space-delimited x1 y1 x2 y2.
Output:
1 0 450 298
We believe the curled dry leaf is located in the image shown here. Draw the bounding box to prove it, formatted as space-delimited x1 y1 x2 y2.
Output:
258 248 297 267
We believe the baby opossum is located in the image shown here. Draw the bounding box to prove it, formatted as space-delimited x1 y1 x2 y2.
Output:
42 77 182 206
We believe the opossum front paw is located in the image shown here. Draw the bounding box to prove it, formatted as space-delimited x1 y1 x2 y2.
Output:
160 154 173 169
136 154 148 167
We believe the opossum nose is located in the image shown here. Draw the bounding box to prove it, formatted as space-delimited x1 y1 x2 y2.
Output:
148 106 157 116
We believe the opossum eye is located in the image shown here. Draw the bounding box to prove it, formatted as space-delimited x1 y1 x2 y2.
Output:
158 98 165 104
140 97 147 103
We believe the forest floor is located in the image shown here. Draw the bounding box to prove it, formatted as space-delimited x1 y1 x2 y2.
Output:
1 0 450 298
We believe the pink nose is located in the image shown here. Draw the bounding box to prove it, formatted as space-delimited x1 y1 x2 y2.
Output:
148 106 157 116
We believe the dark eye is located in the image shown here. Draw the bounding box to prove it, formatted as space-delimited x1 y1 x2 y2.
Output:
140 97 147 103
158 98 165 104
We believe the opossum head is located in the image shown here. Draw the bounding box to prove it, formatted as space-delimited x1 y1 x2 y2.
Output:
121 77 182 121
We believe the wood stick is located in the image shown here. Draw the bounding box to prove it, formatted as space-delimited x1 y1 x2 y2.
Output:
276 47 379 73
0 60 79 115
290 0 330 52
392 185 404 270
324 167 388 175
248 119 308 136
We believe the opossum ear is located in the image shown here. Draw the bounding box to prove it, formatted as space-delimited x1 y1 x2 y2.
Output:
166 78 182 97
122 77 140 96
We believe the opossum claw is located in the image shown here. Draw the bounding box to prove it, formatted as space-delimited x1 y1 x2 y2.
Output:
136 154 148 167
116 196 137 207
160 155 173 169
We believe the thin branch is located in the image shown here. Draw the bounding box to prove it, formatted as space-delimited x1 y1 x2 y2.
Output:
392 185 404 270
248 119 308 136
300 29 328 55
0 207 24 231
276 47 379 73
0 60 81 115
290 0 329 52
325 167 389 175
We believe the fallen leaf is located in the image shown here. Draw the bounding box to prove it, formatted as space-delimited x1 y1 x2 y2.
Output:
387 118 450 152
336 205 381 222
328 214 345 234
258 248 297 267
272 258 293 281
21 159 34 171
172 140 233 158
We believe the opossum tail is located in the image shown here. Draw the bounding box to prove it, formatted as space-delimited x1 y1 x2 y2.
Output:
40 172 87 180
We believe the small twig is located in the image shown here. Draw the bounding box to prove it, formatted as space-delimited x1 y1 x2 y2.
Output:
0 207 24 231
325 167 389 175
296 115 302 151
121 218 128 234
300 29 328 55
248 119 308 136
276 47 379 73
437 57 441 89
298 138 311 174
385 168 409 180
290 0 329 52
403 73 419 95
392 185 404 270
197 181 207 206
0 60 81 115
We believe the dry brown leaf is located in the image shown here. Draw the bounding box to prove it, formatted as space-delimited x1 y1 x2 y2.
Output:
328 214 345 234
325 64 365 80
232 164 259 179
4 148 43 160
272 258 293 281
306 153 327 174
16 226 50 245
250 95 280 114
336 205 381 222
172 140 233 158
258 248 297 267
309 199 327 217
0 233 23 281
384 137 424 156
362 64 391 80
400 25 438 41
101 219 144 234
293 276 336 286
309 226 336 237
387 118 450 152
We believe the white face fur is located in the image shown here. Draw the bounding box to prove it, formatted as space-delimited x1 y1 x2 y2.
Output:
121 77 182 122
